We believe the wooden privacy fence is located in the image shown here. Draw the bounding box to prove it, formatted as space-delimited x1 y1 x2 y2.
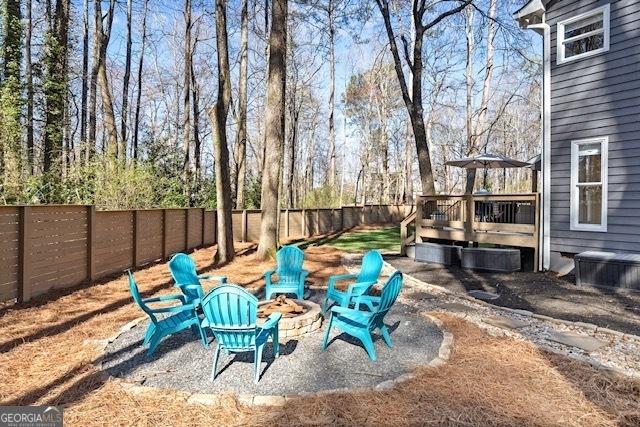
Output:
0 204 411 304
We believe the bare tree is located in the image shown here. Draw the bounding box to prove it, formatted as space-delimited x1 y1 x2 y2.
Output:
209 0 235 264
183 0 193 202
94 0 118 161
257 0 288 258
374 0 471 195
327 0 337 192
234 0 249 208
25 0 34 173
132 0 149 160
120 0 133 154
465 0 497 193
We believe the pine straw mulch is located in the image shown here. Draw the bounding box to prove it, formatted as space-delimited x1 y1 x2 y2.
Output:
0 244 639 426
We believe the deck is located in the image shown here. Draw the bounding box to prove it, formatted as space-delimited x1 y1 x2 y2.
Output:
401 194 540 270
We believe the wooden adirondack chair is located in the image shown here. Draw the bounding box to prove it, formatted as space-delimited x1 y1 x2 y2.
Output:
264 245 309 300
201 284 281 384
168 253 227 305
322 271 403 361
127 271 208 356
323 250 383 312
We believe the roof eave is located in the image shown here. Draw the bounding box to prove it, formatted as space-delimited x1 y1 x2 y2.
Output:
513 0 546 28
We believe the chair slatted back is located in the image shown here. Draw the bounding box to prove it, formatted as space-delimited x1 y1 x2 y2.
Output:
356 250 384 284
201 285 258 351
276 245 304 281
168 253 202 302
370 271 403 326
127 271 158 324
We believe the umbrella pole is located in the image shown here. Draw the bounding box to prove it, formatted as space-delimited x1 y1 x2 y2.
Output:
483 168 487 189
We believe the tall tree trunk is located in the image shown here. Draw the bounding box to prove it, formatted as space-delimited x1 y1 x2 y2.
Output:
234 0 249 209
374 0 470 195
0 0 23 199
191 57 201 181
132 0 149 160
95 0 118 162
43 0 69 192
87 0 100 160
120 0 133 158
210 0 235 263
467 0 498 194
79 0 89 164
327 0 336 193
464 5 476 194
404 124 414 203
287 106 299 209
26 0 34 174
183 0 193 204
257 0 287 258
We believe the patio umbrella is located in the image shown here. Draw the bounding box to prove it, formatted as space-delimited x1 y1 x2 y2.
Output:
445 153 529 191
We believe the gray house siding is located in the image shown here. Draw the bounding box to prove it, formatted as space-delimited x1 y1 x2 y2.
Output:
546 0 640 258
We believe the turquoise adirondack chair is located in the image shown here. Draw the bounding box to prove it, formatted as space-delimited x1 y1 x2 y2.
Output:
201 284 281 384
127 271 208 356
264 245 309 300
168 253 227 304
323 250 384 312
322 271 403 361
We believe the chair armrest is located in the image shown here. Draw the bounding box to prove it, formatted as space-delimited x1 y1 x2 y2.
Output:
143 294 186 304
198 274 227 284
300 269 310 280
354 295 381 311
261 312 282 331
330 305 371 326
327 273 357 291
264 269 277 286
345 281 376 300
149 302 197 314
330 305 359 316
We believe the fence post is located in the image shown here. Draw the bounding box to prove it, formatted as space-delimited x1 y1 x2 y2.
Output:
86 205 96 282
18 206 32 303
133 210 140 267
340 206 345 230
184 209 189 251
162 210 168 259
285 209 290 238
315 209 320 235
242 209 248 242
201 208 206 247
302 209 307 237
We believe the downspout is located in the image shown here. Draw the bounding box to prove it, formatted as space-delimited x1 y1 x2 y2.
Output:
528 20 551 271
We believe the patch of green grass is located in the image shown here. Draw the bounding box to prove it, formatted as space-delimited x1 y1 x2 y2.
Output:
321 226 401 253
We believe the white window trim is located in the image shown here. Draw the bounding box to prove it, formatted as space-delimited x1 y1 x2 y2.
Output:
570 137 608 232
557 4 610 65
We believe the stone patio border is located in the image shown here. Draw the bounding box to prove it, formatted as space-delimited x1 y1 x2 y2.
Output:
377 258 640 379
94 304 454 407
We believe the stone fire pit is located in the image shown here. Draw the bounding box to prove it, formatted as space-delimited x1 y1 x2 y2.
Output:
257 297 322 339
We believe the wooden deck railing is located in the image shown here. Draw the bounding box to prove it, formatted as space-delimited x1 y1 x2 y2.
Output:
401 193 540 269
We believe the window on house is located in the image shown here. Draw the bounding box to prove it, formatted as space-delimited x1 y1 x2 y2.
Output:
557 4 610 64
571 137 608 232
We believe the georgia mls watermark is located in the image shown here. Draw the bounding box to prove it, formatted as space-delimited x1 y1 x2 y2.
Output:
0 406 63 427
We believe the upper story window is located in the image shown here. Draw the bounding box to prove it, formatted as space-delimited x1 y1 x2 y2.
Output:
570 137 608 232
557 4 610 64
